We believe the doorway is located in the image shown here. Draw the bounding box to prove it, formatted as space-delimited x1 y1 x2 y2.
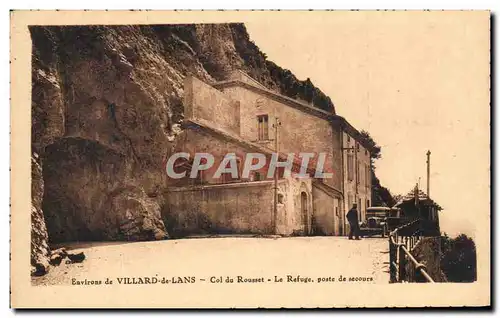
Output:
301 192 309 235
335 198 342 235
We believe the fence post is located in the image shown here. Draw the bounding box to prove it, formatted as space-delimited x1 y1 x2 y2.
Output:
389 238 397 283
398 245 407 282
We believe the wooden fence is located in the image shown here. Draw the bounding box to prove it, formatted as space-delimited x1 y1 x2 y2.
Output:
389 219 435 283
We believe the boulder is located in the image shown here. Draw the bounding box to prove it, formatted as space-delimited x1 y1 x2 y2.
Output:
67 252 86 263
48 247 68 266
51 247 68 258
31 258 50 277
111 188 169 241
49 254 63 266
41 138 169 242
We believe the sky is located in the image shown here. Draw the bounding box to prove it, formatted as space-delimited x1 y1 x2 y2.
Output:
245 11 490 237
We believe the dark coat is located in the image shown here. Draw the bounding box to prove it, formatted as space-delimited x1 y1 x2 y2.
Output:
346 208 359 223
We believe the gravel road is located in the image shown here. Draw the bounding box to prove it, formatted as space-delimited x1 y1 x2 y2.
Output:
32 236 390 286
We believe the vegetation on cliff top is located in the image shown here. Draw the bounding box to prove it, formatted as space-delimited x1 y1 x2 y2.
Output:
359 130 395 207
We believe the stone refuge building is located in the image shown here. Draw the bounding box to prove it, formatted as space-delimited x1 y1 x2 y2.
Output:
163 71 373 237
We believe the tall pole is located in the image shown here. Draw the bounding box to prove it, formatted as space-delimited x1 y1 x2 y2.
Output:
341 142 356 234
340 128 346 236
355 142 359 221
426 150 431 198
273 117 281 234
355 143 358 200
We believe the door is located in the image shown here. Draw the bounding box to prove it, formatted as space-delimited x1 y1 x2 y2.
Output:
301 192 308 235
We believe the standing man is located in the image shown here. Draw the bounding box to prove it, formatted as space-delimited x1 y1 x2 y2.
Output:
347 203 361 240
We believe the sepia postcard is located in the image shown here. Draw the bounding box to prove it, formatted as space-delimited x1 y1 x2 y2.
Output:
10 10 491 308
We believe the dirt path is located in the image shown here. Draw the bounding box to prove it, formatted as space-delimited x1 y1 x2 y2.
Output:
32 237 390 286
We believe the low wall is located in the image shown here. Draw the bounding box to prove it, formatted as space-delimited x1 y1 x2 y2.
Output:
164 181 275 237
312 185 337 235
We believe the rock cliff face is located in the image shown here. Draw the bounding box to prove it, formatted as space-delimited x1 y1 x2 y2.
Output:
31 153 50 274
30 24 335 267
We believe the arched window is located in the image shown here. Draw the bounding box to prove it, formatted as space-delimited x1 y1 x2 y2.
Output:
301 192 309 235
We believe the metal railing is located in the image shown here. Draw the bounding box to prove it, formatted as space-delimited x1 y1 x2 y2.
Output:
389 219 435 283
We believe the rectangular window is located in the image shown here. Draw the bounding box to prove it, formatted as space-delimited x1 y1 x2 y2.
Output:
257 115 269 140
347 153 354 181
365 165 368 187
253 171 262 181
365 164 370 187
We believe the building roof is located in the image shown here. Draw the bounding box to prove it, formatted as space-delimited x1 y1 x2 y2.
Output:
228 70 268 90
213 77 334 120
213 71 374 152
183 117 317 170
332 116 373 151
394 187 443 211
